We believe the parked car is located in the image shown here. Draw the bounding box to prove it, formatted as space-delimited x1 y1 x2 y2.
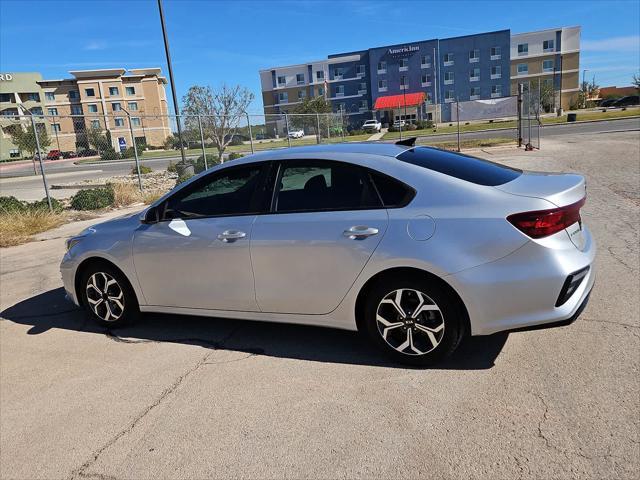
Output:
288 129 304 139
611 95 639 107
61 151 78 159
599 98 618 108
393 120 407 128
46 149 62 160
61 141 595 366
77 149 98 157
362 119 382 133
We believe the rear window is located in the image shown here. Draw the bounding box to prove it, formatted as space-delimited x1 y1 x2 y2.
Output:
397 147 522 186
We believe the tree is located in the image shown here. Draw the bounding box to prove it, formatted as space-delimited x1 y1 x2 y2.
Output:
633 73 640 94
86 126 112 153
289 96 333 132
577 77 600 109
8 122 51 157
181 84 254 162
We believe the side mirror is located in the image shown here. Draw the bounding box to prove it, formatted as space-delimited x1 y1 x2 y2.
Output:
140 205 160 224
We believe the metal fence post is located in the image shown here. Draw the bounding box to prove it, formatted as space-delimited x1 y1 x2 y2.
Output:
284 113 291 148
456 98 461 152
341 112 345 142
537 81 541 150
327 114 330 141
246 112 254 154
517 83 523 147
127 115 144 192
197 115 207 169
316 113 321 144
29 115 53 211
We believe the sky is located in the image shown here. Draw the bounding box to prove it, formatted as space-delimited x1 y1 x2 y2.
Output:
1 0 639 114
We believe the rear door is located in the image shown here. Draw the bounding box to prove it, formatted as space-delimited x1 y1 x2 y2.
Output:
251 159 388 314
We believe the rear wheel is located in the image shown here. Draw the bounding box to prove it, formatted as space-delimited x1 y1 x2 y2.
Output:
363 276 464 366
80 263 138 328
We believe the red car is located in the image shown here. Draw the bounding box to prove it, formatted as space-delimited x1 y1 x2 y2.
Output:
46 150 62 160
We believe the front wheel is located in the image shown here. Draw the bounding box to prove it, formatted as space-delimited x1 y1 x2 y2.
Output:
363 277 464 366
80 263 139 328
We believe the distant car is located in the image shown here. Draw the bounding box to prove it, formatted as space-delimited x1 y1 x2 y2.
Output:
288 129 304 139
611 95 639 107
255 134 271 140
599 98 618 108
46 150 62 160
393 120 407 128
61 151 78 159
362 119 382 133
77 149 98 157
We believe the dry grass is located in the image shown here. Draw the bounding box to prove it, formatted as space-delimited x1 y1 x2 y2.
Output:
110 182 167 207
0 209 67 247
143 189 165 205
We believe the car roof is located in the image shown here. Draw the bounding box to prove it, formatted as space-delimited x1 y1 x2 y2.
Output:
241 142 408 162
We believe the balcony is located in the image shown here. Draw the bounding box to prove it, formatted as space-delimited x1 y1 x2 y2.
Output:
469 57 479 63
491 73 501 79
421 63 431 69
491 54 501 60
491 92 501 98
470 76 479 82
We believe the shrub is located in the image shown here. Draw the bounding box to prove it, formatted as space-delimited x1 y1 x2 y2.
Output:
70 187 115 211
405 124 417 131
348 129 366 136
111 182 140 207
100 148 119 161
388 126 399 132
166 161 177 173
194 154 218 173
30 197 64 213
228 152 244 161
131 164 152 175
176 172 193 186
230 136 244 146
0 196 27 213
0 196 63 213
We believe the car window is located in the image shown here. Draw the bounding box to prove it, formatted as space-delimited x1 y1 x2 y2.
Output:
165 164 264 219
397 146 521 186
275 161 381 213
369 170 415 207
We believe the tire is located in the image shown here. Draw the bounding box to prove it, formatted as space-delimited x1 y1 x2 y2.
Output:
362 275 465 367
80 262 139 328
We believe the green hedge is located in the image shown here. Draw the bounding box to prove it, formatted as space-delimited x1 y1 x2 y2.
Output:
70 187 115 211
0 196 63 213
131 164 152 175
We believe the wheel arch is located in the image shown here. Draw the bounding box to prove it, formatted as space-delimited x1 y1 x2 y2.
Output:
354 267 470 336
74 256 138 308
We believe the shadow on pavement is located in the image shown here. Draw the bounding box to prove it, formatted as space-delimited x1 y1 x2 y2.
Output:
1 288 508 370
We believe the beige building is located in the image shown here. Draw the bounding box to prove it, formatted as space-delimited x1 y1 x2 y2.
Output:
510 26 581 111
0 68 171 160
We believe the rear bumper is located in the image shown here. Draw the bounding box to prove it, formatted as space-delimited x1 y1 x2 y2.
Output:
449 227 596 336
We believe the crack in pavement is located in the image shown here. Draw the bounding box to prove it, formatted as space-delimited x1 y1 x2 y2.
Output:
69 325 246 480
580 317 640 329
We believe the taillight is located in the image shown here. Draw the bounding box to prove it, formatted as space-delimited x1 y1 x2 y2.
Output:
507 197 585 239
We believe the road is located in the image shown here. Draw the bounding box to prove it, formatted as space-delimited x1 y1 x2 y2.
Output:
1 117 638 194
1 130 638 479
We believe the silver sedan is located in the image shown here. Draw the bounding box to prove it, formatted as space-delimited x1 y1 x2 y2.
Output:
61 141 595 366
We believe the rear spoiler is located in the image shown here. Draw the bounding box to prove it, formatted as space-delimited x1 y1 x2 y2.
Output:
395 137 417 147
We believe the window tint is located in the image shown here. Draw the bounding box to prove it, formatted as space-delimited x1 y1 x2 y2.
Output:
275 161 381 213
397 147 522 186
165 165 264 218
369 171 415 207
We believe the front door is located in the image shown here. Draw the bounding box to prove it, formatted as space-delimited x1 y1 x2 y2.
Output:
251 160 388 314
132 162 268 311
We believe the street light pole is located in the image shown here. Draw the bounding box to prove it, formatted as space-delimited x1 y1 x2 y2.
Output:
157 0 186 164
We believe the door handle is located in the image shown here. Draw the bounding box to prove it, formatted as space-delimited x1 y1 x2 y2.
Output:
217 230 247 242
343 226 379 239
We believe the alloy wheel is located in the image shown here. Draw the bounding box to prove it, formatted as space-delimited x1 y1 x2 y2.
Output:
376 288 445 355
85 272 125 322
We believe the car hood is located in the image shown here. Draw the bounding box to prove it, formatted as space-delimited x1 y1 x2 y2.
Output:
87 209 143 234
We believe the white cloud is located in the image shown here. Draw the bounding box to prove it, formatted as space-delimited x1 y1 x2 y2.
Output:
84 40 108 51
582 35 640 52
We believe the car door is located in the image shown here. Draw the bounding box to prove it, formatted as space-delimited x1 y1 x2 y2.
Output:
132 162 270 311
251 159 389 314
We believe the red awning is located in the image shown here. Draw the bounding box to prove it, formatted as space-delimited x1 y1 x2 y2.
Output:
374 92 426 110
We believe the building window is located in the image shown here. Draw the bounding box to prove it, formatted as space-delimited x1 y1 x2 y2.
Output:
491 46 501 60
377 61 386 73
88 104 98 113
128 101 138 111
359 100 367 111
333 67 344 80
71 105 83 115
316 70 324 81
543 78 554 88
443 53 454 66
358 82 367 94
335 85 345 96
470 87 481 100
114 118 125 127
425 92 432 104
542 59 554 72
517 63 528 75
491 85 502 98
112 103 121 111
109 87 119 96
543 39 555 52
51 123 61 132
470 68 480 81
356 64 365 77
399 58 409 71
445 90 455 103
298 90 306 100
278 92 288 103
421 73 431 86
45 92 55 101
126 86 135 95
0 93 12 102
69 90 79 100
491 65 501 79
47 107 58 115
318 87 324 96
90 119 100 129
296 73 305 85
378 79 387 92
444 71 454 84
85 88 95 97
132 117 141 127
400 75 408 90
277 75 286 86
469 49 480 62
24 92 40 102
31 107 43 115
517 43 528 56
421 55 431 68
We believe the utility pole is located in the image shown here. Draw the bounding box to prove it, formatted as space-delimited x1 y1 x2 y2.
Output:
582 69 588 108
157 0 186 164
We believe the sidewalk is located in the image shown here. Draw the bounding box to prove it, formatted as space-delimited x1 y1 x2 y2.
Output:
367 128 387 141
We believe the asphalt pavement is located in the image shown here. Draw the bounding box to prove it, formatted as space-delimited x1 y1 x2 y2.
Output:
0 130 638 479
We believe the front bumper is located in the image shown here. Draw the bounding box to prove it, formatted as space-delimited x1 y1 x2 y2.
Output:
60 255 80 306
